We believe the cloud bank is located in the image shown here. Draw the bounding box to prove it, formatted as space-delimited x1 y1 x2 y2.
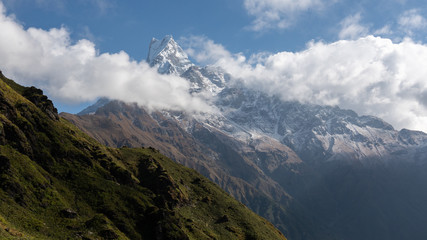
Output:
0 2 210 113
184 35 427 132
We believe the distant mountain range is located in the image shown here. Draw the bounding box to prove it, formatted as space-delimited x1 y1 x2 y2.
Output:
62 35 427 240
0 72 286 239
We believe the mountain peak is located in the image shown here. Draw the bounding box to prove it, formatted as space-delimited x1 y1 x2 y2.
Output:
147 35 174 61
147 35 193 75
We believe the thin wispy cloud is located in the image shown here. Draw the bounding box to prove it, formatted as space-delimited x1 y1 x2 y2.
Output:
91 0 115 14
338 8 427 41
373 25 393 36
243 0 330 31
398 9 427 36
338 13 369 40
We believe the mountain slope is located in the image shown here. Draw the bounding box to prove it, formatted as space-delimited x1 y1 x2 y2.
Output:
213 87 427 165
65 35 427 240
62 100 318 239
0 71 286 240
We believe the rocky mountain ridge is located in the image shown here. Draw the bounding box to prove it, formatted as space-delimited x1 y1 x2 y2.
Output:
143 36 427 166
66 35 427 240
210 87 427 165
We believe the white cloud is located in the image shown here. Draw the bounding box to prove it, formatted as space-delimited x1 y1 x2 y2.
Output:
337 9 427 41
398 9 427 35
338 13 369 40
373 25 393 36
243 0 328 31
0 2 211 113
184 35 427 132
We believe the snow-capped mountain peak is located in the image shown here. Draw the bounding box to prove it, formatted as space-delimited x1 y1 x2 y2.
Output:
84 35 427 165
147 35 193 75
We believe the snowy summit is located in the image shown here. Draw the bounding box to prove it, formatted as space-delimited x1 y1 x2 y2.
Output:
147 35 193 75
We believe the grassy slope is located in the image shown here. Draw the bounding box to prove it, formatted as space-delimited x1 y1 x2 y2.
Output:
0 72 286 240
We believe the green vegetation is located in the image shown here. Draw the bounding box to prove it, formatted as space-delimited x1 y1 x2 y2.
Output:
0 72 286 239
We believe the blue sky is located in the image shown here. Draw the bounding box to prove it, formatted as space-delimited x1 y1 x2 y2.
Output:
4 0 427 59
1 0 427 131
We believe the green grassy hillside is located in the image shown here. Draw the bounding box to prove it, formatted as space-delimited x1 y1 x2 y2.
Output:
0 71 286 240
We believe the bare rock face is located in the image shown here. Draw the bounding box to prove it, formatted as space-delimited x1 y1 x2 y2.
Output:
22 86 59 121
